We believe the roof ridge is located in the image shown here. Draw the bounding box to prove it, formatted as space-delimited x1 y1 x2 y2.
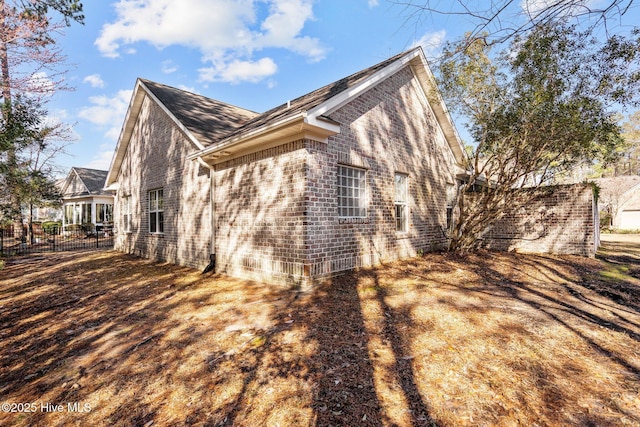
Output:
219 48 418 143
138 78 258 115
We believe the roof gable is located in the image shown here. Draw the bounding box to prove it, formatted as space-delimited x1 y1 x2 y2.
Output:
106 80 258 187
191 47 466 166
63 167 110 197
107 48 466 186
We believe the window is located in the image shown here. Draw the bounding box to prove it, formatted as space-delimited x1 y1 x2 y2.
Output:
148 189 164 233
337 165 366 217
122 197 132 233
446 184 457 230
81 203 92 224
64 204 74 225
97 203 113 223
395 173 408 232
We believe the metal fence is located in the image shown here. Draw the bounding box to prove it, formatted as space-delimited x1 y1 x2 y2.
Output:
0 224 114 257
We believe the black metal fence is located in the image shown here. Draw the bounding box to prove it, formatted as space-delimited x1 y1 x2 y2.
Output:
0 224 114 257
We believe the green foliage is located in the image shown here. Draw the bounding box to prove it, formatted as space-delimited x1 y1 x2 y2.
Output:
42 220 61 234
438 22 636 251
0 97 63 221
18 0 85 26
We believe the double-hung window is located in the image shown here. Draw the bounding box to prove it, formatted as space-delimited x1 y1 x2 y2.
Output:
123 196 132 233
337 165 367 218
395 173 408 232
148 189 164 233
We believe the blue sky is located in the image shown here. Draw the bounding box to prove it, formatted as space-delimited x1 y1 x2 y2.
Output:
46 0 640 174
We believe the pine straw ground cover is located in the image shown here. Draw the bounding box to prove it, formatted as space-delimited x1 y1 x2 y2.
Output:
0 236 638 427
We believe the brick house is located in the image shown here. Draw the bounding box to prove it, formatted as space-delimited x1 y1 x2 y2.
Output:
592 176 640 230
104 47 468 284
61 167 114 233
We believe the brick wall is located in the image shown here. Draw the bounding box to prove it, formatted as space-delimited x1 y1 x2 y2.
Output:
207 66 461 284
305 66 458 279
113 95 212 269
482 184 597 257
213 140 308 285
113 65 462 284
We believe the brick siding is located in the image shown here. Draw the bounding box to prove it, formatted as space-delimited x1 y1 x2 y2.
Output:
482 184 597 257
113 95 212 269
210 66 459 284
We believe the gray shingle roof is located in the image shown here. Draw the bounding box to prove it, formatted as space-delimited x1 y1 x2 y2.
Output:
67 167 111 197
139 79 259 147
139 50 410 148
220 50 409 143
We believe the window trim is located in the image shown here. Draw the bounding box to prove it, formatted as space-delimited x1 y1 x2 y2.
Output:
394 172 408 233
122 196 132 233
148 189 164 234
337 165 367 218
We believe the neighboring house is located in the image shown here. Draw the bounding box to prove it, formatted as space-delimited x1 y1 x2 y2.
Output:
592 175 640 229
61 167 114 232
105 48 468 284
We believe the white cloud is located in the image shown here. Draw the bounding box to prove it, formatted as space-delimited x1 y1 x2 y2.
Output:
85 144 117 170
177 84 197 93
78 90 133 170
198 57 278 84
95 0 327 83
161 60 178 74
78 89 133 137
520 0 597 19
412 30 447 60
368 0 379 7
27 72 56 95
520 0 554 16
83 74 105 88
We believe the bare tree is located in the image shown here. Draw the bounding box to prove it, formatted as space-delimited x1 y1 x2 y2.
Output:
392 0 637 46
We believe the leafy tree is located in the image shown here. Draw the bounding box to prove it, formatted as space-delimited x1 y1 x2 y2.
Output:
439 23 634 251
605 112 640 176
0 0 82 234
0 95 68 242
0 0 84 101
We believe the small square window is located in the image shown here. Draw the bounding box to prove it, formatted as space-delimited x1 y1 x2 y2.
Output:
337 165 366 218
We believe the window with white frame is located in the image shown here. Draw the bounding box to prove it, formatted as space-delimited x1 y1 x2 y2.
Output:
395 173 408 232
148 189 164 233
123 196 132 233
96 203 113 223
81 204 92 224
337 165 367 218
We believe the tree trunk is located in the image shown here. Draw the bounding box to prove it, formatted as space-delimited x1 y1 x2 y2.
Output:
0 1 24 240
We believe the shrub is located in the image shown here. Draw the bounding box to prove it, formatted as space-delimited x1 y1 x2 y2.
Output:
42 221 62 235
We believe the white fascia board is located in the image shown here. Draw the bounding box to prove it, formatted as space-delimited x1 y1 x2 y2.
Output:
105 80 145 187
104 79 206 187
308 49 423 118
190 112 306 160
187 112 340 162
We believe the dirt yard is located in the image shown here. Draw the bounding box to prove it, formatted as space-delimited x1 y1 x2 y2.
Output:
0 237 639 426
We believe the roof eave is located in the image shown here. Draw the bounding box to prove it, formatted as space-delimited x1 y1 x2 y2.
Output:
105 79 207 188
105 80 146 188
187 112 340 165
308 47 467 168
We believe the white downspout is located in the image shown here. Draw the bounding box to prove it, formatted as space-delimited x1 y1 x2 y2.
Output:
210 167 216 270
